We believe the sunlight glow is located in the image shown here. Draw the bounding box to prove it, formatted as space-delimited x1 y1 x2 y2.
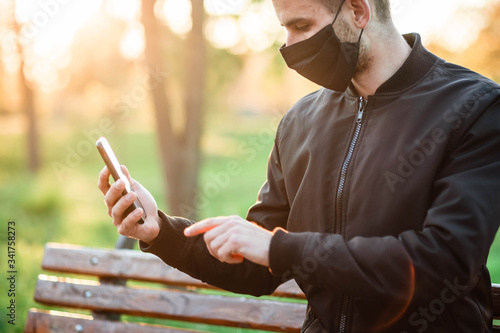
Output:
205 1 284 53
106 0 141 21
17 0 102 50
14 0 102 91
239 2 281 52
205 16 241 49
120 22 145 60
390 0 491 51
156 0 192 36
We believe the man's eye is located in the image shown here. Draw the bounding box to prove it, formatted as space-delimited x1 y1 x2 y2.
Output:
294 25 309 32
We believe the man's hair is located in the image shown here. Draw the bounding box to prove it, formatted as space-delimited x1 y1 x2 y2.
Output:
319 0 392 23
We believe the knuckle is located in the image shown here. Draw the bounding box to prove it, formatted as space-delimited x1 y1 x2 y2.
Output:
110 183 118 194
217 248 226 259
217 252 225 261
118 223 129 236
228 234 239 246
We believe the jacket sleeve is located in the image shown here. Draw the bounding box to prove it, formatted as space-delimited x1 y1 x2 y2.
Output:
268 96 500 303
139 123 290 296
139 211 283 296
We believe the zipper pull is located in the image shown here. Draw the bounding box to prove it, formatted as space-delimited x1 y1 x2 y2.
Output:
356 97 367 123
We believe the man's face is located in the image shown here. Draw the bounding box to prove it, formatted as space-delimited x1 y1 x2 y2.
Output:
272 0 335 46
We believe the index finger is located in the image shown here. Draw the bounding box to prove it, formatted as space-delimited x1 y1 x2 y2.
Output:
184 217 226 237
98 166 111 195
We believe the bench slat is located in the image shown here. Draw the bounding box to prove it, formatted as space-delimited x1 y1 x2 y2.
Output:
42 243 304 299
25 309 202 333
34 275 305 332
494 284 500 319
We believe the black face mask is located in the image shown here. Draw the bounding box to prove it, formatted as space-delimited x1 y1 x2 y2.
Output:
279 0 364 92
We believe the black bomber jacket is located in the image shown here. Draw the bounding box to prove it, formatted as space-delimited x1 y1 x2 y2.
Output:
141 34 500 332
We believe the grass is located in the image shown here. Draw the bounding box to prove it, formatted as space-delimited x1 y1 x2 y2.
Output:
0 112 499 333
489 232 500 283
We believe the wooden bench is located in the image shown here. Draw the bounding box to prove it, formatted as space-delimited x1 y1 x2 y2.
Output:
25 242 306 332
26 242 500 332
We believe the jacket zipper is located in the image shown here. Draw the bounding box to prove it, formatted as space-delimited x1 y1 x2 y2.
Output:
336 96 367 333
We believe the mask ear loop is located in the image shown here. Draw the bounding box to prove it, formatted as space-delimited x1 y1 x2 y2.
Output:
331 0 364 44
357 29 364 42
331 0 347 25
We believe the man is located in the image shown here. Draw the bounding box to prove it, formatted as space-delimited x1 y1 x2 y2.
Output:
98 0 500 331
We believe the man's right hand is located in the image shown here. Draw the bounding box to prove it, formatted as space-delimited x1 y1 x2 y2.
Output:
98 165 161 245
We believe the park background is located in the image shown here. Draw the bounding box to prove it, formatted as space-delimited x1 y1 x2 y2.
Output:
1 0 499 331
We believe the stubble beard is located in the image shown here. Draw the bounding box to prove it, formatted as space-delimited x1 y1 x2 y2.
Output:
335 17 373 78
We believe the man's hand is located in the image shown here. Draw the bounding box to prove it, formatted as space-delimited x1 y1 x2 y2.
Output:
98 165 161 244
184 216 272 267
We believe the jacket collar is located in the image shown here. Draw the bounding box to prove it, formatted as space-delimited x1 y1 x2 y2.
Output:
346 33 440 98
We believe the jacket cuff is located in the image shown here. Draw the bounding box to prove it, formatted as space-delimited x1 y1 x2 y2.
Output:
139 210 193 266
269 228 308 281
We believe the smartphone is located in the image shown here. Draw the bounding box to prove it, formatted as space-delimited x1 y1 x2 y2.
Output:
96 137 145 224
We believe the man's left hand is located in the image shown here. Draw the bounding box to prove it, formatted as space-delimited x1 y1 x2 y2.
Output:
184 216 272 267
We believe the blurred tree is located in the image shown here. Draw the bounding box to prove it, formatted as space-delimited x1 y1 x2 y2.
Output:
141 0 206 220
10 0 40 172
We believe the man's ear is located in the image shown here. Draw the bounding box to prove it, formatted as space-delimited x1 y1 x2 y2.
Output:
345 0 371 29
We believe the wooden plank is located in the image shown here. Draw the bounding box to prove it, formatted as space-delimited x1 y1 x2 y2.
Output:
34 275 305 332
25 309 203 333
493 283 500 319
42 243 305 299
